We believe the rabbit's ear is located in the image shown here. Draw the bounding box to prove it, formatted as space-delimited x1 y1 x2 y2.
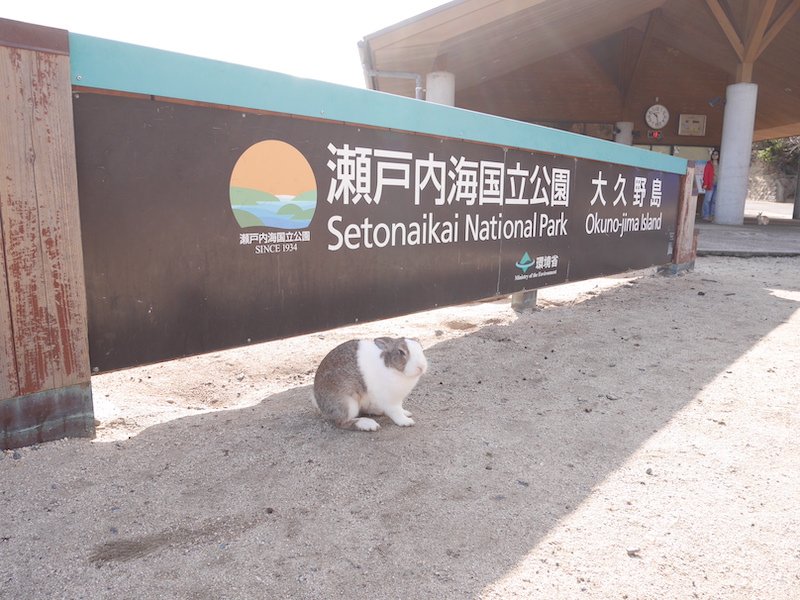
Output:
373 337 392 352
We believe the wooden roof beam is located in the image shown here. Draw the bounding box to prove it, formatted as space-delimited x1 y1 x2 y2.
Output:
707 0 797 83
743 0 776 63
757 0 800 56
705 0 745 60
621 9 659 118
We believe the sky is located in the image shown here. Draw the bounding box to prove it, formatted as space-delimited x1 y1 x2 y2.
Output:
3 0 449 89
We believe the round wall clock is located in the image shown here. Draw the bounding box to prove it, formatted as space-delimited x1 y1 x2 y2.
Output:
645 104 670 129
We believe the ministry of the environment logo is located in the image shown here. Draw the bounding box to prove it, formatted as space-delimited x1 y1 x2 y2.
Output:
229 140 317 229
514 251 560 282
516 252 535 273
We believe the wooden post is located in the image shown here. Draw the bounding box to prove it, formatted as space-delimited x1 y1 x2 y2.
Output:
511 290 538 312
664 161 699 274
0 19 94 449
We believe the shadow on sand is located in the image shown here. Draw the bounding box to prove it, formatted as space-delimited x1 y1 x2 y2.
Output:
5 258 800 599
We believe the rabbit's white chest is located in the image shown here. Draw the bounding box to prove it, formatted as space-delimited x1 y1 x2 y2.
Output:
357 341 420 410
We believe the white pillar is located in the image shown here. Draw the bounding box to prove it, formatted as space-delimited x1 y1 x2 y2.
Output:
614 121 634 145
715 82 758 225
426 71 455 106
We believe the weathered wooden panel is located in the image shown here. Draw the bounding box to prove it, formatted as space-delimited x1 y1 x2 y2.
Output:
0 25 91 400
0 20 93 448
27 51 91 390
0 210 18 399
1 46 59 395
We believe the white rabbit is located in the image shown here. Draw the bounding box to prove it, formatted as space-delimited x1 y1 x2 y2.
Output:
312 337 428 431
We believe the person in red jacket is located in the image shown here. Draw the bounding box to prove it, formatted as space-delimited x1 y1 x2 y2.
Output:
701 149 719 221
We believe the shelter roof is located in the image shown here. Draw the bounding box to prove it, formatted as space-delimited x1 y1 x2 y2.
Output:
360 0 800 142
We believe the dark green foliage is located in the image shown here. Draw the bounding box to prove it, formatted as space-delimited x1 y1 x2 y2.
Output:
754 137 800 173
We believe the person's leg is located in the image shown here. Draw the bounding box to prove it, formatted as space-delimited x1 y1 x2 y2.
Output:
702 189 712 219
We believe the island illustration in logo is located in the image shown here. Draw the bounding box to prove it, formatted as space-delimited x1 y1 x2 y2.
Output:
229 140 317 229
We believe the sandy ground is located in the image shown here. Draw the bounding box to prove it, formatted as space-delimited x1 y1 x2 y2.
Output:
2 255 800 599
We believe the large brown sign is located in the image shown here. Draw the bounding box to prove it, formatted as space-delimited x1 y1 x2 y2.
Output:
74 93 680 372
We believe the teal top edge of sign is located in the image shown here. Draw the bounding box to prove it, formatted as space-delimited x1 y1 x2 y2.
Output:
68 33 687 175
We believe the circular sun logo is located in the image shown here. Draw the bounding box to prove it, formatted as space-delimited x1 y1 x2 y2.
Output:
229 140 317 229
